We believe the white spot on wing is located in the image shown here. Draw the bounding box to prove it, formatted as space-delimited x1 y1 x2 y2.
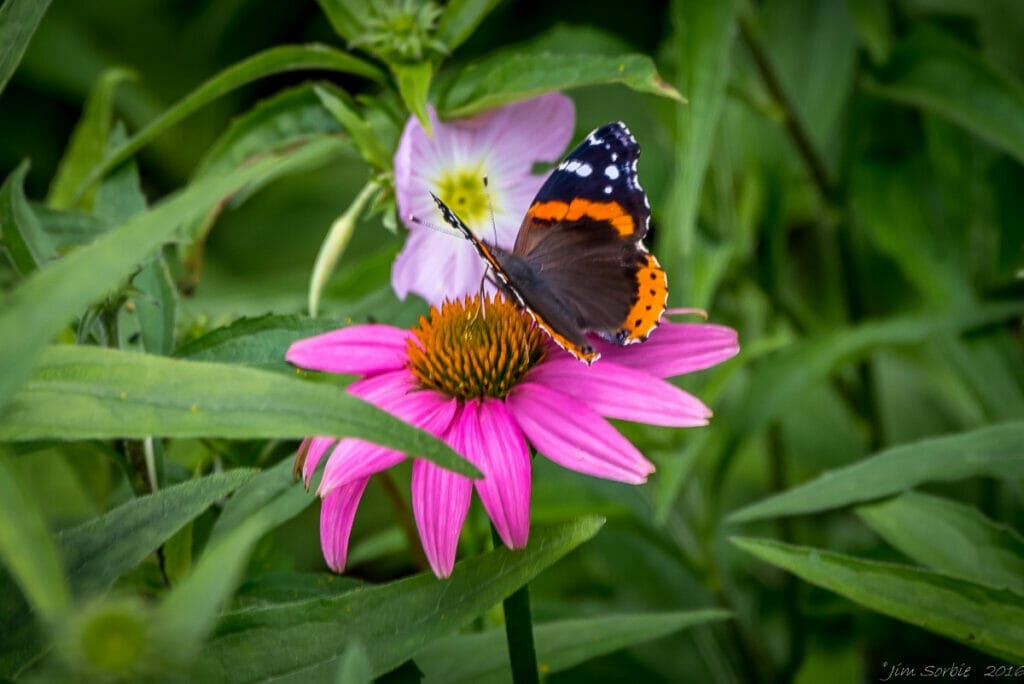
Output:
576 163 592 177
604 185 612 194
605 165 620 180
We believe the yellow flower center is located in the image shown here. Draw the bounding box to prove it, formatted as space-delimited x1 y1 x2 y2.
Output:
407 294 547 399
434 168 489 226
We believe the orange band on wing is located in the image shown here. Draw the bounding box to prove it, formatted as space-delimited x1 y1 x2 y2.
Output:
528 199 635 237
620 254 667 343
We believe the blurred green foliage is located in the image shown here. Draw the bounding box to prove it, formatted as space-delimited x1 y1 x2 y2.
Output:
1 0 1023 682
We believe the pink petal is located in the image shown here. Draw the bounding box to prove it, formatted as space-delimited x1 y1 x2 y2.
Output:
286 325 410 375
455 399 531 549
302 436 337 486
391 224 493 305
527 357 711 427
346 369 416 404
412 454 473 578
596 322 739 378
318 390 457 496
508 382 655 484
320 477 370 573
471 93 575 181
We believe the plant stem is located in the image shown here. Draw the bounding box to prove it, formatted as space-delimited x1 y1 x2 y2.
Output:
379 471 429 572
738 15 837 205
491 525 539 684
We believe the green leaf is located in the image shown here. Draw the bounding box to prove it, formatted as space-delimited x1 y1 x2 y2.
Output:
179 84 344 277
856 491 1024 595
662 0 737 287
727 422 1024 523
0 450 70 623
866 26 1024 164
724 301 1024 451
0 137 343 409
72 44 385 199
175 315 341 371
0 345 480 479
435 0 502 52
0 0 53 96
198 517 605 682
46 67 135 210
32 203 111 249
313 85 391 169
93 122 147 224
733 537 1024 661
335 641 372 684
315 0 371 42
439 52 683 118
57 469 255 597
416 610 732 683
232 572 362 609
391 61 434 133
0 160 56 275
209 457 315 544
851 161 969 304
131 255 177 355
157 504 278 651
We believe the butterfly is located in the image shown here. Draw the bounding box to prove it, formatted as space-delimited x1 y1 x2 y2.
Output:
430 121 667 364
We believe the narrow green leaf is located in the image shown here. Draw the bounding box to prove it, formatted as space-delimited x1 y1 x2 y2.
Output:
32 203 111 249
93 122 147 224
849 0 893 64
313 85 391 169
663 0 736 270
851 161 968 304
162 521 193 586
131 255 177 356
335 641 372 684
232 572 362 609
57 470 255 597
180 84 343 272
728 422 1024 523
392 61 434 133
439 52 683 118
857 491 1024 595
866 26 1024 164
416 610 732 684
209 457 315 543
315 0 370 42
435 0 502 52
0 345 480 479
0 451 70 623
733 537 1024 660
46 67 135 210
157 508 274 650
0 160 56 275
72 45 385 199
0 137 343 409
0 0 53 96
175 314 341 370
725 301 1024 450
199 517 605 682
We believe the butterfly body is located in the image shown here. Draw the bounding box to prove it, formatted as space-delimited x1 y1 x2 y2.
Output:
431 122 667 364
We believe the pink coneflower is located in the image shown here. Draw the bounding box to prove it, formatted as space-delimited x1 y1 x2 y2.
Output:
392 93 575 305
287 295 739 578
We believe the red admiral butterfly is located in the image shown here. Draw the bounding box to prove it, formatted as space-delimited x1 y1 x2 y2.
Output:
430 122 667 364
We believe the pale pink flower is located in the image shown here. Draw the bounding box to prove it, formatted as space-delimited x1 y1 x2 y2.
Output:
287 295 739 578
392 93 575 305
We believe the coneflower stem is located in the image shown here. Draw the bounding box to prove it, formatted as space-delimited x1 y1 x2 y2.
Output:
491 525 539 684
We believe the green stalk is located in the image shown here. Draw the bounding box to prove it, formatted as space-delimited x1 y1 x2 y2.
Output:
491 525 539 684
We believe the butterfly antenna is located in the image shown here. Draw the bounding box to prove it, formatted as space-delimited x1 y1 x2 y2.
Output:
408 212 457 237
483 176 499 245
